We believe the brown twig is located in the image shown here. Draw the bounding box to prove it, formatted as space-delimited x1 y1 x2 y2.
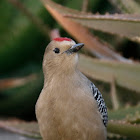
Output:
0 74 37 90
82 0 89 13
50 29 60 40
110 76 119 110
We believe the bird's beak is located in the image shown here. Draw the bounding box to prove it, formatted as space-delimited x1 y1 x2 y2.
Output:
64 43 84 54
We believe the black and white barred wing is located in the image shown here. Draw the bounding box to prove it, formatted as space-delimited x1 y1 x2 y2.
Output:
90 82 108 127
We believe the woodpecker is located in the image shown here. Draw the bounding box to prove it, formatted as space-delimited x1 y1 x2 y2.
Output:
36 37 108 140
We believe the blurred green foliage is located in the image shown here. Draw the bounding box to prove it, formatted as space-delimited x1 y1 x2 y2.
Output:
0 0 140 139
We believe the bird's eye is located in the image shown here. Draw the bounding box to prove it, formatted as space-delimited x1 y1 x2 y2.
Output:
53 48 60 54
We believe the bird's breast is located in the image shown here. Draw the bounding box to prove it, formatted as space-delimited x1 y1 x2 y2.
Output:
36 83 106 140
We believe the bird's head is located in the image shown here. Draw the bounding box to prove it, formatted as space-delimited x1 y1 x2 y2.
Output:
43 37 84 77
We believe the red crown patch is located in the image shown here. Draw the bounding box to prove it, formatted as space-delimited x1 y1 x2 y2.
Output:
53 37 71 42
